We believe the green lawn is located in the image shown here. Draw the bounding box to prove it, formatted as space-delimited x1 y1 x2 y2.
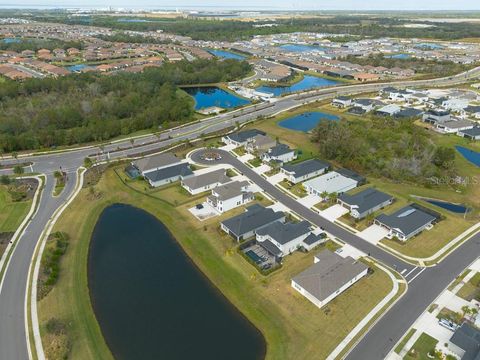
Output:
38 165 394 360
457 272 480 301
278 179 308 198
0 185 31 233
395 328 417 354
248 157 262 168
404 333 439 360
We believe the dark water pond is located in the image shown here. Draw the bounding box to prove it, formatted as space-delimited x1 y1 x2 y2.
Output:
278 111 339 132
88 204 266 360
456 146 480 167
183 86 250 110
256 75 339 97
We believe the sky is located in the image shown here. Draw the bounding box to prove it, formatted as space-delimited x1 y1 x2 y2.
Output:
3 0 480 11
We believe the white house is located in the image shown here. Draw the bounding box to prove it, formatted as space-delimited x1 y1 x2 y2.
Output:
303 171 358 197
261 144 296 164
435 119 475 134
133 152 181 176
222 129 266 147
181 169 231 195
281 159 330 184
207 180 254 213
291 250 369 308
337 188 394 219
256 220 312 256
332 96 352 108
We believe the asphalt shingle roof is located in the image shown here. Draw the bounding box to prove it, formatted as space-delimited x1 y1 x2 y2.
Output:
339 188 393 215
282 159 330 178
375 205 437 237
144 163 193 183
256 220 311 245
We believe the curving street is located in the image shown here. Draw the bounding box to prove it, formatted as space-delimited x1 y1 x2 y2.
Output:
0 66 480 360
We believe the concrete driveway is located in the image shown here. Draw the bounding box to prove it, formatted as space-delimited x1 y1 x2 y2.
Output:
358 224 389 245
266 172 285 185
298 194 321 208
253 164 271 174
320 204 349 221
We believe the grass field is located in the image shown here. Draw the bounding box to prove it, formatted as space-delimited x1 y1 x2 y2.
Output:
0 185 31 233
457 272 480 301
404 332 438 360
38 165 394 360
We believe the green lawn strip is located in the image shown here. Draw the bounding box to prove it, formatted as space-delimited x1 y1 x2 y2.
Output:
457 272 480 301
248 157 262 168
39 166 393 360
278 179 308 198
395 328 417 354
404 332 439 360
0 185 32 233
448 270 471 291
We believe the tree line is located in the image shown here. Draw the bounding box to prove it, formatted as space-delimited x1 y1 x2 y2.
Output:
0 59 251 152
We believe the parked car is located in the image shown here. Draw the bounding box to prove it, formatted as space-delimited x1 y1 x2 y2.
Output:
438 318 459 331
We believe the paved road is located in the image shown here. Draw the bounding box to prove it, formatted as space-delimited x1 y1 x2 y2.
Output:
0 172 77 360
190 148 480 360
0 66 479 360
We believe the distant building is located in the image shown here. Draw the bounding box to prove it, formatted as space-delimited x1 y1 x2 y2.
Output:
332 96 352 108
222 129 266 147
291 250 369 308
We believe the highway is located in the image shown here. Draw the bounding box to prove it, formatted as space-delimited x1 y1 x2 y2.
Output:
0 65 479 360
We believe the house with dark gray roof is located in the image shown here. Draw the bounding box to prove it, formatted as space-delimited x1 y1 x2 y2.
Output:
395 108 423 119
332 96 352 108
222 129 266 147
281 159 330 184
336 168 366 186
459 126 480 140
220 204 285 242
291 250 369 308
181 169 231 195
133 152 181 175
338 188 394 219
450 323 480 360
144 163 194 188
422 109 451 124
261 143 296 164
374 204 440 241
256 220 312 256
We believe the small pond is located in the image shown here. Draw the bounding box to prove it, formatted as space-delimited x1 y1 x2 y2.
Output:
385 54 411 59
278 111 339 132
279 44 326 53
207 49 246 60
66 64 94 72
88 204 266 360
256 75 340 97
183 86 250 110
2 38 22 44
417 197 469 214
456 146 480 167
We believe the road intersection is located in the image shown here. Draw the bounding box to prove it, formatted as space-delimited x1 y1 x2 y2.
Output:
1 66 480 360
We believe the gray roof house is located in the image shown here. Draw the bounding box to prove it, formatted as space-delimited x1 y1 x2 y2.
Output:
375 204 440 241
133 152 180 175
281 159 330 184
144 163 193 188
450 323 480 360
291 250 369 308
181 169 231 195
220 204 286 242
207 180 254 214
261 144 296 164
245 134 276 154
222 129 266 147
256 220 312 256
459 126 480 140
338 188 394 219
336 168 366 186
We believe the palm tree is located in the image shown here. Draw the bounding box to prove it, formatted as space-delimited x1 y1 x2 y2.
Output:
320 191 328 201
329 192 338 204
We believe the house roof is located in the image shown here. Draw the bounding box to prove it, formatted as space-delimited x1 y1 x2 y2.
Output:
144 163 193 183
221 204 285 238
133 153 180 173
256 220 311 245
450 323 480 360
459 126 480 137
282 159 330 178
376 104 401 115
303 233 324 246
336 168 366 185
395 108 423 118
181 169 230 190
211 180 249 201
266 143 293 157
304 171 358 194
465 105 480 114
226 129 266 143
339 188 393 214
259 239 283 257
292 250 368 303
375 204 438 237
439 119 475 130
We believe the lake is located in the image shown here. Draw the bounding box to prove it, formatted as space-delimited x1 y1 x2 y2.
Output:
456 145 480 167
66 64 94 72
279 44 326 53
423 198 469 214
207 49 246 60
88 204 266 360
2 38 22 44
256 75 340 97
183 86 250 110
278 111 340 132
385 54 411 59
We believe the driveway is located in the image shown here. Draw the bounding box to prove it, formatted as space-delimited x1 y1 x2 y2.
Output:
266 172 285 185
298 194 321 208
320 204 349 221
253 164 271 175
358 224 389 245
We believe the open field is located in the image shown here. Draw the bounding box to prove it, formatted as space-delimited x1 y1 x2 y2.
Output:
0 185 31 233
38 165 393 360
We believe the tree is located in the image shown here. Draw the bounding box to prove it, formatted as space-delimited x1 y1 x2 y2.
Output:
53 170 62 179
83 157 93 168
433 146 456 169
13 165 24 175
0 174 10 185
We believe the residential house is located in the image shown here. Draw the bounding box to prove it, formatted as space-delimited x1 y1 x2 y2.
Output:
222 129 266 147
256 220 313 256
281 159 330 184
449 323 480 360
458 126 480 140
352 99 384 113
435 119 475 134
303 171 358 197
464 105 480 120
144 163 194 187
220 204 286 242
261 144 297 164
207 181 254 214
375 104 401 117
353 72 380 82
291 250 369 308
132 152 181 176
395 108 423 119
336 168 366 186
332 96 352 108
338 188 394 219
422 109 451 124
181 169 231 195
245 134 276 154
375 204 440 241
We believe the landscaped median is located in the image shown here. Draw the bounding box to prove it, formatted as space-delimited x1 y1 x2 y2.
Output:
36 164 401 360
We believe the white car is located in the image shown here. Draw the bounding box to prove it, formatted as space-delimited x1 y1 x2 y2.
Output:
438 318 458 331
